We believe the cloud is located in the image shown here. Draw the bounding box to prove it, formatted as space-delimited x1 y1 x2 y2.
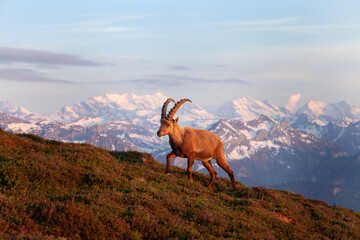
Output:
217 17 299 27
0 47 102 66
169 65 193 71
76 13 154 22
215 17 360 34
285 93 301 112
149 74 248 84
42 13 153 34
131 78 184 87
87 74 250 88
0 68 73 83
264 23 360 34
60 26 138 33
128 74 249 88
97 27 137 33
220 78 249 84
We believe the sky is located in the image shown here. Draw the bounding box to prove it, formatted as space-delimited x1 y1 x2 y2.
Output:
1 0 360 114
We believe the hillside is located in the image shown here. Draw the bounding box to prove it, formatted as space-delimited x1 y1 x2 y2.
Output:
1 128 360 239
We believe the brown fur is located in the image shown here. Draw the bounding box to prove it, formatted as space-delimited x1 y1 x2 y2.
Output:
157 101 237 189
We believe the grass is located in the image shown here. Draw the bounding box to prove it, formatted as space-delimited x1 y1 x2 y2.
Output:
0 128 360 239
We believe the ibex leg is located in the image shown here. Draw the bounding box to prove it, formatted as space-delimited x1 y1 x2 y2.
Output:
166 152 176 174
202 161 217 188
216 158 237 189
187 157 195 182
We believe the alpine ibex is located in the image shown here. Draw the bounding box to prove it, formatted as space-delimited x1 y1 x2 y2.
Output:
157 98 237 189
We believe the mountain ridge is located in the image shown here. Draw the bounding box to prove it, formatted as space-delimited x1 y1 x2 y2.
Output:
3 93 360 125
216 96 290 121
294 100 360 126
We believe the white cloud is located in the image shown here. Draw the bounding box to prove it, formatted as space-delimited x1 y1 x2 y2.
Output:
0 47 101 66
0 67 73 83
39 13 152 34
82 26 138 33
215 17 360 34
216 17 300 27
169 65 192 71
285 94 301 112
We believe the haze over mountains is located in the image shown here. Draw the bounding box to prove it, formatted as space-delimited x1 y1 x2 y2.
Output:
1 92 360 211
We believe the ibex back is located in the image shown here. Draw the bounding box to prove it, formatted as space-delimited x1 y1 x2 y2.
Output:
157 98 237 189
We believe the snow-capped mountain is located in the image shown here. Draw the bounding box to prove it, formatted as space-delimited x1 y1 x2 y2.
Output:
55 119 165 153
322 121 360 156
294 100 360 125
170 101 217 128
0 111 30 130
52 92 217 129
56 92 167 124
286 108 360 156
4 117 166 153
0 99 35 120
202 115 346 186
216 96 289 121
3 93 360 159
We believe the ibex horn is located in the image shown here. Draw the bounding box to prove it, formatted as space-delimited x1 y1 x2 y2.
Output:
167 98 192 120
161 98 175 119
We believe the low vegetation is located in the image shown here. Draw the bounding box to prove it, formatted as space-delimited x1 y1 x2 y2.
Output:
0 128 360 239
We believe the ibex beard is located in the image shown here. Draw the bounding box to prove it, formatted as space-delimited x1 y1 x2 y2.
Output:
157 98 237 189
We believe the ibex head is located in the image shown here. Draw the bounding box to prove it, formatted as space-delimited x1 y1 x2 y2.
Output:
157 98 192 137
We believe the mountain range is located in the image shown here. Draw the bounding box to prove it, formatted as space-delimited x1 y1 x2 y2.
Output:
1 92 360 211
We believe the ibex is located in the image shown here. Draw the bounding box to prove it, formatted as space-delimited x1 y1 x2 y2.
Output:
157 98 237 189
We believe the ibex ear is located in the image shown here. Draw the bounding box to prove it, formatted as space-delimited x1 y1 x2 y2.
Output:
173 117 179 123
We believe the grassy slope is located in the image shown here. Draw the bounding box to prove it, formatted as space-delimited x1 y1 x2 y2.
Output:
0 128 360 239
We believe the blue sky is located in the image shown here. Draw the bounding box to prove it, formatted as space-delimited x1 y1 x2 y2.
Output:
1 0 360 113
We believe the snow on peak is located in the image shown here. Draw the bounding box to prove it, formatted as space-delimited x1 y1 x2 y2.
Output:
0 99 34 119
216 96 289 121
82 92 167 112
57 92 168 120
308 101 326 115
97 92 167 109
297 101 326 118
335 117 359 127
174 102 217 128
54 92 215 129
296 100 360 121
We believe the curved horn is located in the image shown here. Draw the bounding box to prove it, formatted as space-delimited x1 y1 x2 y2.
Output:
161 98 175 119
167 98 192 120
